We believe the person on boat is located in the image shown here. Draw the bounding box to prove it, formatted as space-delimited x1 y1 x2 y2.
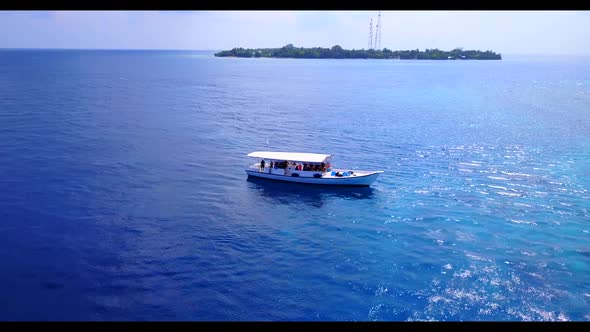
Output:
260 159 265 172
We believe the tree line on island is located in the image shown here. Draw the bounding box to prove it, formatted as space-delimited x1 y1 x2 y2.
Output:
215 44 501 60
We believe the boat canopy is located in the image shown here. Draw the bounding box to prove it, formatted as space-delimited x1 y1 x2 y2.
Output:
247 151 331 163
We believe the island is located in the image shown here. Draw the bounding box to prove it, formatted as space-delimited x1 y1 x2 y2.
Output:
215 44 501 60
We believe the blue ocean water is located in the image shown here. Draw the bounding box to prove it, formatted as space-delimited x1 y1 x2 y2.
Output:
0 49 589 321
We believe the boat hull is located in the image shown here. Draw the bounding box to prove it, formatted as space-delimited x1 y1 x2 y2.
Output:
245 170 381 186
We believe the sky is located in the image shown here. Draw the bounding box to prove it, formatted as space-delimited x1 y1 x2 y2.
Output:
0 11 589 55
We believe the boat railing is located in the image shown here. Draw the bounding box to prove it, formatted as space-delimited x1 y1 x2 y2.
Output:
248 163 264 172
248 164 281 174
249 163 332 177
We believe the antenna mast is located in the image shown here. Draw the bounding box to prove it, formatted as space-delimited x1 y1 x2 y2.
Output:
375 11 382 50
368 18 373 50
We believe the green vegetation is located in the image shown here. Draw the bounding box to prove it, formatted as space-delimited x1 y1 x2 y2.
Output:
215 44 501 60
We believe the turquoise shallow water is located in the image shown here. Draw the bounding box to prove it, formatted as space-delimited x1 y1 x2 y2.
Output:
0 50 589 320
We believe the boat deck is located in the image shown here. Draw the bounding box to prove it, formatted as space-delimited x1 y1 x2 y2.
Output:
247 165 378 179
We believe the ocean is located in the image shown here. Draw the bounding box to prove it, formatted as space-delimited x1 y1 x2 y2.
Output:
0 49 589 321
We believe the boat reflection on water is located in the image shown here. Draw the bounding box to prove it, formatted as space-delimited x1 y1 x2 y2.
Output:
246 176 376 208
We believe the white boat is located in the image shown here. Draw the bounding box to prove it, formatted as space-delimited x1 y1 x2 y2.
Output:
245 151 383 186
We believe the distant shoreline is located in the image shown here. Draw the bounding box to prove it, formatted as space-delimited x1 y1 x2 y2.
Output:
215 44 502 60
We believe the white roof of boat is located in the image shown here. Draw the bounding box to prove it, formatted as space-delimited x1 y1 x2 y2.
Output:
247 151 331 163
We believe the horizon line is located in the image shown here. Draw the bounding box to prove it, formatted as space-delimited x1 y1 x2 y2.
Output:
1 47 589 56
